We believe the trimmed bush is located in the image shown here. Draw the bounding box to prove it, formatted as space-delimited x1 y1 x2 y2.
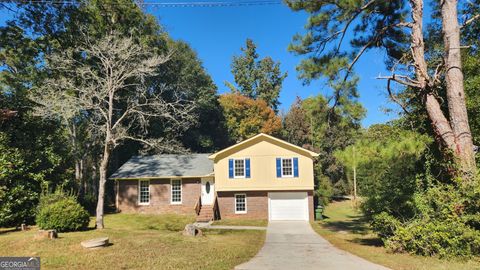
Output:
36 191 90 232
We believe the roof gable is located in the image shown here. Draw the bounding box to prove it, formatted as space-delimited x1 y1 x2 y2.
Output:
208 133 318 161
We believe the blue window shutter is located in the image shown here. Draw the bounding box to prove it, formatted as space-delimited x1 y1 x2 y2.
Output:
245 158 251 178
276 158 282 178
228 159 234 178
293 157 299 177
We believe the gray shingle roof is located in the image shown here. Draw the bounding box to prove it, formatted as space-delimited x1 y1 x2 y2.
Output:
110 154 213 179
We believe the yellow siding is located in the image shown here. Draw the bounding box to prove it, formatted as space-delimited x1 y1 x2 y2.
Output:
213 138 314 191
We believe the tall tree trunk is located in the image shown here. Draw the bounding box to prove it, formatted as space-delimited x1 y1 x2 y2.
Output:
352 145 357 204
425 94 457 150
95 143 110 229
91 161 98 197
353 165 357 204
96 89 115 229
410 0 455 149
410 0 476 179
75 159 84 197
71 123 85 190
441 0 477 177
75 159 82 185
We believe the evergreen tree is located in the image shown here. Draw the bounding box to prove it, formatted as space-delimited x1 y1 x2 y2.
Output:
282 97 311 148
226 39 287 112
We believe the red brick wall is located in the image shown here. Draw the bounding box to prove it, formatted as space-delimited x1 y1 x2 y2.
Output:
308 190 314 221
117 178 201 215
117 180 314 220
217 190 314 221
217 191 269 219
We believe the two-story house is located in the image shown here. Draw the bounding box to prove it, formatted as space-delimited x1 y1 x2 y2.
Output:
111 133 318 221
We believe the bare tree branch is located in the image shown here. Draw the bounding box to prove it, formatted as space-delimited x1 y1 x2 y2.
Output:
385 77 411 115
462 13 480 28
377 74 421 88
30 31 197 229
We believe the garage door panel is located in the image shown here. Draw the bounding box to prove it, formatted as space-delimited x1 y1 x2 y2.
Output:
269 192 308 221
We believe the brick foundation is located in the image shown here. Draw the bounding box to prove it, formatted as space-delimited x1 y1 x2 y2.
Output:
217 191 269 219
117 179 314 220
217 190 314 221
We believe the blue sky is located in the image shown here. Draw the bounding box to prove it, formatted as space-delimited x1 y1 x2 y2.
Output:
0 2 398 127
148 3 397 127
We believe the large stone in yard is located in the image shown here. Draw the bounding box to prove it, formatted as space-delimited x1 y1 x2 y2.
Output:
34 229 57 240
183 224 202 236
81 237 109 249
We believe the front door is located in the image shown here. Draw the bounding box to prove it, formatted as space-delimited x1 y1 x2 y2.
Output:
201 178 215 205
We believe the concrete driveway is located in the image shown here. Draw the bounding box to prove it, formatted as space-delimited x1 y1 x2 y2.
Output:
235 221 390 270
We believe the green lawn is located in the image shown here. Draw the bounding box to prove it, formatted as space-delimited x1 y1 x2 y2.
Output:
212 219 268 227
311 200 480 270
0 214 265 270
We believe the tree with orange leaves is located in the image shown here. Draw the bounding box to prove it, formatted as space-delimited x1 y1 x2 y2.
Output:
219 93 281 142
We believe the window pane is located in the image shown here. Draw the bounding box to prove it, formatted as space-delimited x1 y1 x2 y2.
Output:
139 180 150 204
171 180 182 203
235 194 246 212
282 158 293 176
234 159 245 177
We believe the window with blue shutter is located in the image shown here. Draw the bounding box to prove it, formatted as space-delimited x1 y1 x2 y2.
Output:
228 159 234 178
276 158 282 178
277 158 298 178
245 158 251 178
293 157 299 177
231 158 247 179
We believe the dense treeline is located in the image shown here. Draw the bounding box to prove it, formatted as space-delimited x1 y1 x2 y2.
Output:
0 1 287 228
0 1 229 227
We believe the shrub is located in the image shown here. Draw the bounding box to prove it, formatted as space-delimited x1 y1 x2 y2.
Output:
36 191 90 232
79 193 97 215
372 179 480 258
386 219 480 258
357 129 429 220
0 186 38 227
333 180 349 197
371 212 401 239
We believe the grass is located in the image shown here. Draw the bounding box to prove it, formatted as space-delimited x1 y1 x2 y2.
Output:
0 213 265 270
311 200 480 270
212 219 268 227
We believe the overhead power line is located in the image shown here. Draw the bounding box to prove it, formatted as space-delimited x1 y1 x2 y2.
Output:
17 0 283 7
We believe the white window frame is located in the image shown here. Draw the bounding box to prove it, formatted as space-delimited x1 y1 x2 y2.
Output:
234 193 247 214
233 158 246 179
138 180 150 205
170 179 182 205
281 158 294 178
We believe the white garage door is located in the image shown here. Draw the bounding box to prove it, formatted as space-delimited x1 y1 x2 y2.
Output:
268 192 309 221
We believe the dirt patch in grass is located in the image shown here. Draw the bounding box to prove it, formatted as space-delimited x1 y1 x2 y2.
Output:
0 213 265 270
312 200 480 270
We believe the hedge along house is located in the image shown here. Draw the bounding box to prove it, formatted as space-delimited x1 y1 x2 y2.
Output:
111 133 319 222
